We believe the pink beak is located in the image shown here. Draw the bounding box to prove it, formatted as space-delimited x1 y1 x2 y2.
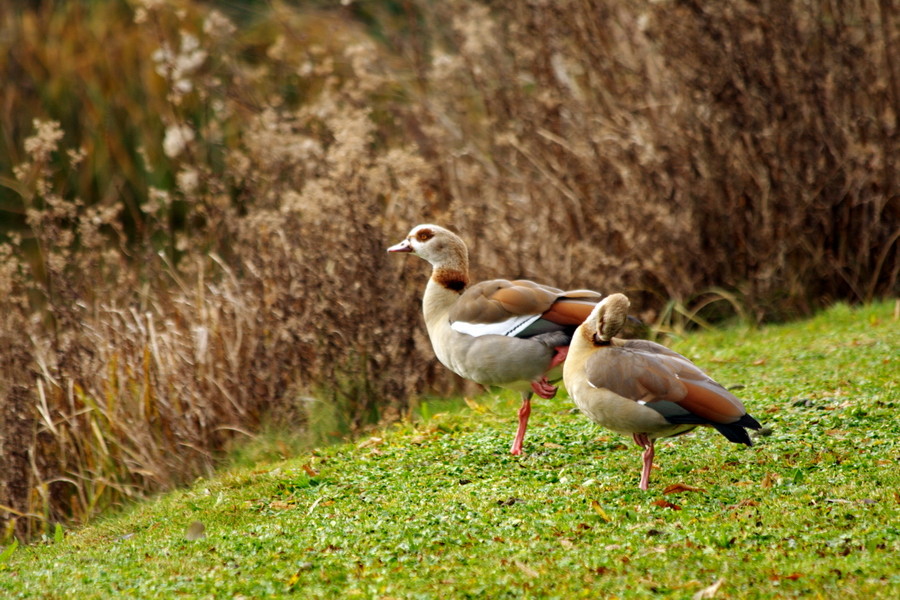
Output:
387 240 413 253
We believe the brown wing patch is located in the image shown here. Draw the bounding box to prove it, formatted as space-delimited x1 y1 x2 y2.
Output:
584 339 750 425
450 279 564 323
634 363 688 401
561 290 605 300
491 283 559 314
644 350 748 423
542 299 600 326
677 379 747 424
584 347 688 402
449 279 603 325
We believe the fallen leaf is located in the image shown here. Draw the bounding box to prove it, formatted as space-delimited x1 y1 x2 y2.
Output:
357 437 383 449
693 578 725 599
726 499 759 510
515 560 539 578
663 483 707 495
543 442 564 449
306 497 323 515
184 521 206 541
287 571 301 587
270 500 295 510
752 358 767 366
559 539 574 549
770 573 802 581
761 473 775 488
463 397 486 413
497 497 523 507
651 499 682 510
301 463 319 477
591 500 612 522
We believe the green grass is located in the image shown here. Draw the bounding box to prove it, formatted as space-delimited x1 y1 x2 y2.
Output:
2 301 898 599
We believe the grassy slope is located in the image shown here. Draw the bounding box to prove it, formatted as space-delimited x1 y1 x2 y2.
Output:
2 301 898 599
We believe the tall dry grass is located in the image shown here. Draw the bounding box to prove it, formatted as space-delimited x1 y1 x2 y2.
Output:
410 0 899 318
1 0 897 540
0 0 439 541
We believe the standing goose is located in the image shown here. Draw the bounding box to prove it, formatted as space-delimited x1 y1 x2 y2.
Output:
563 293 762 490
388 224 603 455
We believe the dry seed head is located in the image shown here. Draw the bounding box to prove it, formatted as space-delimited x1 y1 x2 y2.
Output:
163 124 194 158
24 120 64 162
203 10 236 38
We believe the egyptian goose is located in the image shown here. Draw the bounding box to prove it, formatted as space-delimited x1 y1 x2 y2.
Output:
563 293 762 490
388 224 603 455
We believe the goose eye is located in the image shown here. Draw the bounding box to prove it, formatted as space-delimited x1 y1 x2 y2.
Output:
416 229 434 242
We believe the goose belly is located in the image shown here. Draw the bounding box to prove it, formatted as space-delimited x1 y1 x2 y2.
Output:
569 382 691 439
433 328 555 389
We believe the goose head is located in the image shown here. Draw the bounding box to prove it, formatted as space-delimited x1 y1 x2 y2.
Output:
583 293 630 344
388 224 469 275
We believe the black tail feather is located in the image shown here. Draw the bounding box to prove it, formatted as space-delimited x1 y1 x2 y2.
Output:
711 414 763 446
661 408 763 447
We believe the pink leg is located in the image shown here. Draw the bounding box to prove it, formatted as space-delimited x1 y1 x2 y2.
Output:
510 394 532 455
513 348 567 456
520 347 566 411
513 372 560 455
632 432 654 490
530 377 558 399
548 346 568 369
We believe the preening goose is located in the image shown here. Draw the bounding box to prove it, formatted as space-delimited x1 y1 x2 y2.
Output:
563 293 762 490
388 224 603 455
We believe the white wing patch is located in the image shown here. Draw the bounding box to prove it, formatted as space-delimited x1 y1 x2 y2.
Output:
450 314 541 338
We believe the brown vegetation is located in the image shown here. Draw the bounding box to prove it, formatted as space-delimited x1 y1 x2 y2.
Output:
0 0 897 540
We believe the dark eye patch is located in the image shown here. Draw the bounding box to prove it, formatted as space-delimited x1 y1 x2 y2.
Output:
416 229 434 242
